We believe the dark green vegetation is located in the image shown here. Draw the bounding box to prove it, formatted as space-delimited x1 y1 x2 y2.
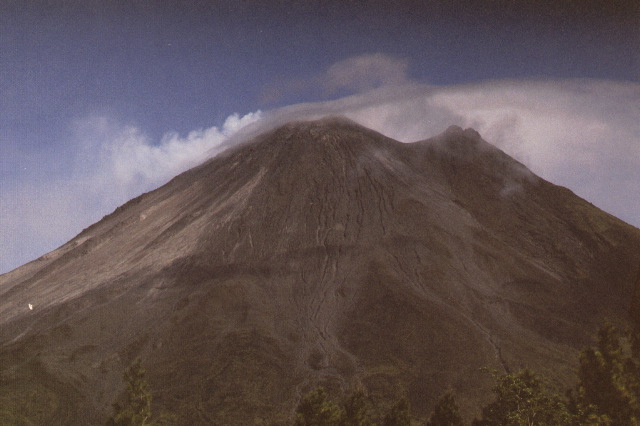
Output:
294 387 345 426
294 323 640 425
107 359 176 425
426 391 463 426
474 369 573 425
570 323 640 425
475 322 640 425
107 359 153 425
1 118 640 424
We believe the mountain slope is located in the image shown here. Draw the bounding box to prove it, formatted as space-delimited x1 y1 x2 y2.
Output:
1 117 639 424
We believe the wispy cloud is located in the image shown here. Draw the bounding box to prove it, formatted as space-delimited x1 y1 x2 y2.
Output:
0 111 261 273
261 53 410 103
323 53 409 94
76 111 262 195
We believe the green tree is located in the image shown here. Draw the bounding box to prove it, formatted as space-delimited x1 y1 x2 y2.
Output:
425 390 463 426
474 369 572 425
294 387 344 426
573 322 640 425
565 395 612 426
341 389 375 426
107 359 153 426
383 397 411 426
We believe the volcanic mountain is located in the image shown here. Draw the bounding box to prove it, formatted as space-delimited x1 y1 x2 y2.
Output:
1 117 639 424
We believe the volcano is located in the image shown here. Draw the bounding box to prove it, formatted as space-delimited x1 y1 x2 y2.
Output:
1 117 639 424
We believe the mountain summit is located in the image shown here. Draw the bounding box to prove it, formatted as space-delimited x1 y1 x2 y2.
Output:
1 117 639 424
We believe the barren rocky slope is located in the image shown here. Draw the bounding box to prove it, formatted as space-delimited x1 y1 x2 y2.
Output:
1 117 639 424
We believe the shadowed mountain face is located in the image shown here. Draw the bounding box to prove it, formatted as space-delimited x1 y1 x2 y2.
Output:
1 117 639 424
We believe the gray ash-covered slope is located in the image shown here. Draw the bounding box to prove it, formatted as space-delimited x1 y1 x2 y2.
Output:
1 117 639 424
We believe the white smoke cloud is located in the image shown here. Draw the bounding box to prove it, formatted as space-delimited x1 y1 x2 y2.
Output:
0 111 262 274
83 111 262 195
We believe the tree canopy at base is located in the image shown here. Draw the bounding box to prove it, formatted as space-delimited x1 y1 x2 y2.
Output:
291 323 640 426
107 359 152 426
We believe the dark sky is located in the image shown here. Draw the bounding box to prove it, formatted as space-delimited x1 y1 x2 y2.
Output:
2 0 637 141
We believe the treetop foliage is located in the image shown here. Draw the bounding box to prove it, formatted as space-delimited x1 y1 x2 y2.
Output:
472 369 572 425
292 322 640 426
107 359 176 426
573 322 640 425
426 390 463 426
294 387 345 426
107 358 152 426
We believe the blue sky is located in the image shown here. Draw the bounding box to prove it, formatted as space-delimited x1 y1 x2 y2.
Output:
1 0 639 273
